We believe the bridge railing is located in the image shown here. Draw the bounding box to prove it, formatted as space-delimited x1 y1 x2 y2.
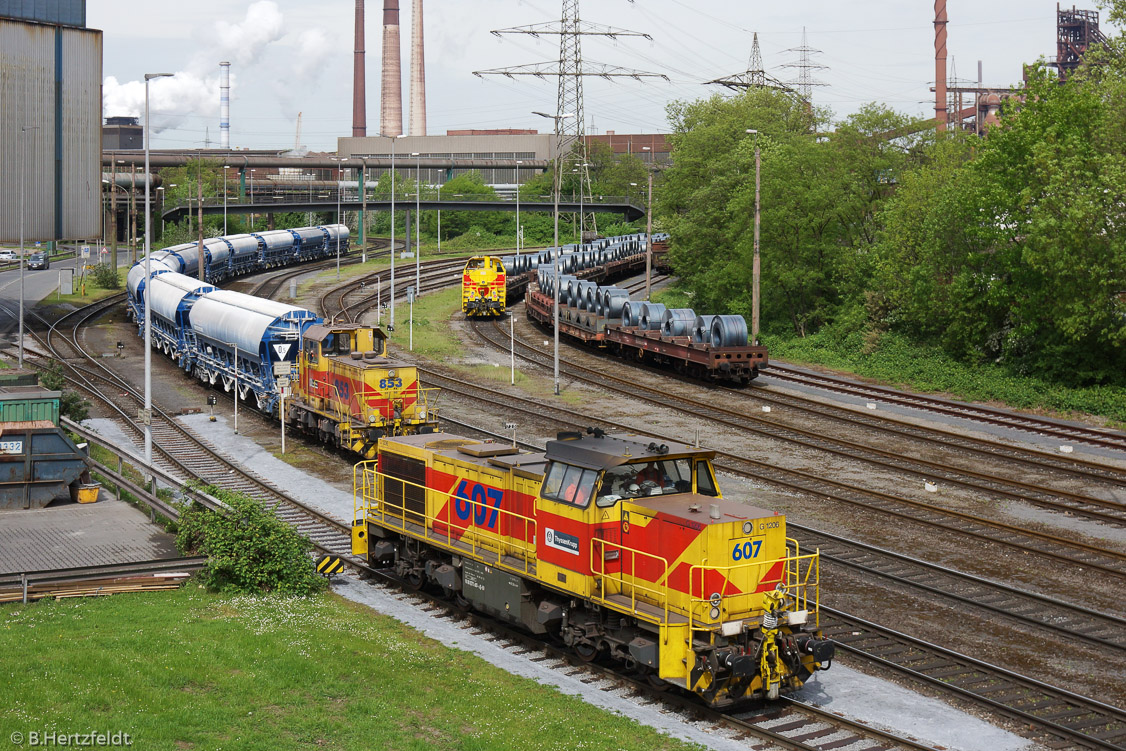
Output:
162 192 642 213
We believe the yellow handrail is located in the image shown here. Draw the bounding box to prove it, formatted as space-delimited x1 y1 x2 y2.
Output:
589 537 671 624
354 463 538 574
685 547 821 632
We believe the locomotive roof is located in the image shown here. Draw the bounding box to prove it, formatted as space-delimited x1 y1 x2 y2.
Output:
383 432 547 479
545 431 715 471
304 323 388 343
630 493 779 525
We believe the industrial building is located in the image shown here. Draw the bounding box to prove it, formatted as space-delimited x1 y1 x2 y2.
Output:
0 0 102 243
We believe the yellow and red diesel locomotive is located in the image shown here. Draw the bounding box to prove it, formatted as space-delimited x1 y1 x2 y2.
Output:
352 428 834 705
461 256 506 317
287 322 439 458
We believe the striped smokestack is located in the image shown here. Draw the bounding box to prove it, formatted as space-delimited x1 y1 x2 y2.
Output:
409 0 426 136
380 0 403 136
353 0 367 137
220 61 231 148
935 0 948 131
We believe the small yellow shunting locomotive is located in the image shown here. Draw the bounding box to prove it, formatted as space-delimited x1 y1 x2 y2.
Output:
461 256 506 317
287 322 438 458
352 428 834 705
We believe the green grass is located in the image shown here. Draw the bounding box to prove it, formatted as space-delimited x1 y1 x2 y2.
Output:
390 287 464 360
0 589 702 751
766 329 1126 426
37 283 122 308
648 285 694 311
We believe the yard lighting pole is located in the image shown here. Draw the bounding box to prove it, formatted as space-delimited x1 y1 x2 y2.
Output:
515 160 522 255
19 124 40 370
413 152 421 298
223 165 230 235
332 157 343 280
387 134 406 330
533 110 574 396
746 129 760 345
144 72 173 468
642 146 653 300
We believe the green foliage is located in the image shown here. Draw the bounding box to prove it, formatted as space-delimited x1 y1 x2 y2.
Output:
176 486 327 595
39 360 89 421
659 89 927 332
89 262 122 290
871 59 1126 386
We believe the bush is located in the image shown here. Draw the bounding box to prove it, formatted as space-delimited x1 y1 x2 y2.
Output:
90 262 121 289
39 360 90 421
176 485 328 595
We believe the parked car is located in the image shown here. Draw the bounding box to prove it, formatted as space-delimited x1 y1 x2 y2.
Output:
27 252 49 270
0 250 16 262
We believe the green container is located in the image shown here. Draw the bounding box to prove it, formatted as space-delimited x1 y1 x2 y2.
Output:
0 388 62 426
0 370 40 387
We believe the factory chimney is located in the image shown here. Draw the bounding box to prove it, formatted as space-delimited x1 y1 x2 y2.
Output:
409 0 426 136
220 61 231 148
934 0 947 131
353 0 367 137
380 0 403 136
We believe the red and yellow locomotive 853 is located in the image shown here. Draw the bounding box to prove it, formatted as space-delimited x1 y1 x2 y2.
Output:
352 428 834 705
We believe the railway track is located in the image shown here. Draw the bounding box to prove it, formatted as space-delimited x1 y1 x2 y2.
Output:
487 313 1125 530
469 316 1126 569
416 368 1126 749
762 365 1126 454
15 292 356 562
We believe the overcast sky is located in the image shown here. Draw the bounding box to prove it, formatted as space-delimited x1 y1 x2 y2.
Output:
86 1 1116 152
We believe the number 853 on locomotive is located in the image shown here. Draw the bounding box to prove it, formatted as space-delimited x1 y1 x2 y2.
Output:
352 428 834 706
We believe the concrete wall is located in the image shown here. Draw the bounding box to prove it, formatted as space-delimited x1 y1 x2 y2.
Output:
0 16 102 243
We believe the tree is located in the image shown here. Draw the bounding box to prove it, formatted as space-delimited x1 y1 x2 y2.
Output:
871 58 1126 384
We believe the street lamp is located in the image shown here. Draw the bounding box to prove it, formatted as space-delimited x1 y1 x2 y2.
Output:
515 160 522 255
386 134 407 330
18 124 40 369
413 151 420 299
143 72 173 468
574 162 590 244
331 157 343 280
746 129 761 345
222 165 231 236
533 110 574 396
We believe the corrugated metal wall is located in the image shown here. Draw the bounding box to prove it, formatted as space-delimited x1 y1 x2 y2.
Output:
0 18 101 243
0 0 86 28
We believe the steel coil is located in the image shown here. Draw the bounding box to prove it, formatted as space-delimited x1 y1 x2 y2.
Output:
621 301 639 327
710 315 749 348
661 308 696 337
692 315 717 343
638 302 667 331
601 288 629 318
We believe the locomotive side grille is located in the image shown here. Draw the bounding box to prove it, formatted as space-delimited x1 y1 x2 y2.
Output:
382 452 426 525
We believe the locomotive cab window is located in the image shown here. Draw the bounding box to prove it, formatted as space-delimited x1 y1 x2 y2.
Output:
599 459 693 501
695 460 718 497
466 258 485 270
541 462 597 508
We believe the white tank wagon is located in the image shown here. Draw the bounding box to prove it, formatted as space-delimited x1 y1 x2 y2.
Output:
187 290 318 414
146 273 217 368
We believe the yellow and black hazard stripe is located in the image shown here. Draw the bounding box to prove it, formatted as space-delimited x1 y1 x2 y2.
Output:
316 555 345 575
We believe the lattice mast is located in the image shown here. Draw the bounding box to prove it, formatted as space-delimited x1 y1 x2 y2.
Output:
475 0 667 238
780 27 828 104
706 32 792 92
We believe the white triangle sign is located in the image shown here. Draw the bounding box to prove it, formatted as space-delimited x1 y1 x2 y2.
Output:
273 343 291 360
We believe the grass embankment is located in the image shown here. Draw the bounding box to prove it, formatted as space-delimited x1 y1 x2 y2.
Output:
651 284 1125 425
0 589 701 751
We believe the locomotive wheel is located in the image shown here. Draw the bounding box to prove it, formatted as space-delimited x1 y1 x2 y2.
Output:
574 641 603 663
403 570 425 591
644 670 669 691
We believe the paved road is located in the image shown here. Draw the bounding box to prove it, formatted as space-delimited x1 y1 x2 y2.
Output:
0 253 119 354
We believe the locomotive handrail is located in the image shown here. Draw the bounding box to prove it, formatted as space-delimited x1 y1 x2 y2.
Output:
685 548 822 634
353 464 538 575
589 537 671 625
